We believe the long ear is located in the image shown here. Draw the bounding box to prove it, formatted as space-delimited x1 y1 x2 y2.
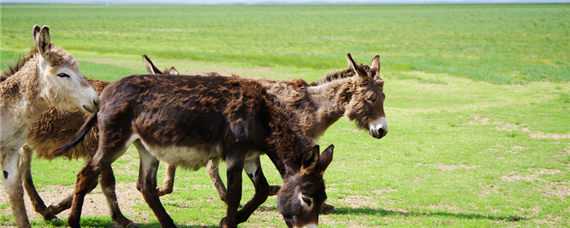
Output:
36 26 51 55
301 145 320 175
142 54 162 74
319 144 334 174
370 55 380 79
32 25 41 41
346 53 366 78
166 66 179 75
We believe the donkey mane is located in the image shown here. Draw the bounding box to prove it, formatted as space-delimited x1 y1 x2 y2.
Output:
0 48 37 83
309 64 369 86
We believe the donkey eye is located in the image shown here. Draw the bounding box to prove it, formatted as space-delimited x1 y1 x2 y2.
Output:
301 195 313 207
57 73 70 78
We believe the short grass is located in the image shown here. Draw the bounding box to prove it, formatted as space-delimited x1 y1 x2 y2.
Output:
1 3 569 227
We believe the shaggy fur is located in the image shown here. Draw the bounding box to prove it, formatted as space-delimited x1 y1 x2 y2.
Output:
56 73 333 227
0 25 98 228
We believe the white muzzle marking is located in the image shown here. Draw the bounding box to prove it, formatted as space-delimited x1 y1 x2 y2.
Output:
369 116 388 132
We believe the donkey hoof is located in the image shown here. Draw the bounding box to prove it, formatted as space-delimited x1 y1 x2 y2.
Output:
156 187 172 196
320 203 336 214
42 213 58 221
219 217 236 228
114 216 136 228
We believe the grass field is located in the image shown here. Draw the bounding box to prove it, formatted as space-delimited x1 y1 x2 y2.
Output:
1 3 569 227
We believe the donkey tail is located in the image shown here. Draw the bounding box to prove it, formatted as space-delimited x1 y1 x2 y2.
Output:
53 112 98 156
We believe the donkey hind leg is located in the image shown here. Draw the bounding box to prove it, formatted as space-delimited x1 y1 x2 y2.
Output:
2 147 31 228
236 156 270 223
206 159 228 203
100 166 135 227
21 145 58 221
68 146 129 227
134 141 176 227
157 164 176 196
220 153 244 228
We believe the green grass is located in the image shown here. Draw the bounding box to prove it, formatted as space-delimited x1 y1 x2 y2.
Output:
1 3 569 227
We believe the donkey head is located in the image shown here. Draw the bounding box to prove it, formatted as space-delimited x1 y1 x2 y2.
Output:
142 55 179 75
344 53 387 139
278 145 334 228
33 25 99 113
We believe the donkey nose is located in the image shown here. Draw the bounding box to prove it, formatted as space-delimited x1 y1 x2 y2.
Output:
371 127 387 139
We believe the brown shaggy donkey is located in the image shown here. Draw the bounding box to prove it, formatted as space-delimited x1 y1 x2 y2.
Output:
0 25 99 228
161 54 388 214
55 73 335 227
17 55 177 227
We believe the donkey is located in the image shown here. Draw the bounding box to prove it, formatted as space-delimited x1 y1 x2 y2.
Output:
0 25 99 228
18 55 178 226
158 54 387 213
54 73 334 227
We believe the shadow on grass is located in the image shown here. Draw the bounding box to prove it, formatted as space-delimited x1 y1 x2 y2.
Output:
333 207 525 222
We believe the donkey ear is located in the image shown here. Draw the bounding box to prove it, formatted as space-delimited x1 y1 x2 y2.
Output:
36 26 51 55
167 67 179 75
32 25 41 41
142 55 162 74
319 144 334 174
301 145 320 175
370 55 381 79
346 53 366 78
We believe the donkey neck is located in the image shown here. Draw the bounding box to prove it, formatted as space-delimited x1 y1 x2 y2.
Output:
304 77 354 137
0 54 47 120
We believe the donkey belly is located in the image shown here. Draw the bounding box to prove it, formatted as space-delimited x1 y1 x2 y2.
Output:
142 142 223 170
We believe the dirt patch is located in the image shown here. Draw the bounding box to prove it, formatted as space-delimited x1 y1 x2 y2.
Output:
372 188 396 196
436 164 477 172
469 115 570 140
0 182 143 219
501 169 561 182
542 182 570 199
342 195 376 208
416 163 477 172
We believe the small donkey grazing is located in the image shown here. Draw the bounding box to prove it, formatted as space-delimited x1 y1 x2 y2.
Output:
56 73 335 227
16 55 177 226
0 25 99 228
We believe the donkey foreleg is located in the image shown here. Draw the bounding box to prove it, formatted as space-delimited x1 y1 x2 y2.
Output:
157 164 176 196
206 159 228 203
21 145 58 221
68 160 103 228
100 166 135 227
135 141 176 227
236 157 270 223
220 154 244 228
2 146 31 228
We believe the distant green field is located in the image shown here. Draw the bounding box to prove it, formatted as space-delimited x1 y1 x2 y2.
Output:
1 3 569 228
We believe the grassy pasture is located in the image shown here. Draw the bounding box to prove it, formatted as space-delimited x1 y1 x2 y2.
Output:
1 3 569 227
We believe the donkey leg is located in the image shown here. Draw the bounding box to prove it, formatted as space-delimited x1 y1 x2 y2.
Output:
157 164 176 196
236 156 270 223
2 147 31 228
206 159 228 203
21 145 57 220
100 166 135 227
220 155 244 228
68 159 102 228
68 147 127 227
134 141 176 227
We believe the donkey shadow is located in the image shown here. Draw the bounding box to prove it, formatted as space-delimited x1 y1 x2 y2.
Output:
333 207 525 222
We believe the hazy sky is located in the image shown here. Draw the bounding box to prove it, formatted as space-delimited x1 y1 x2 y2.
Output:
2 0 569 3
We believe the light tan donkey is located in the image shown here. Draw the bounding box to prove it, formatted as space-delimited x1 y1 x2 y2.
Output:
17 55 177 227
0 25 99 228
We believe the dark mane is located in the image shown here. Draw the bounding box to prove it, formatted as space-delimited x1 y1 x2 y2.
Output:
0 48 37 83
309 64 369 86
